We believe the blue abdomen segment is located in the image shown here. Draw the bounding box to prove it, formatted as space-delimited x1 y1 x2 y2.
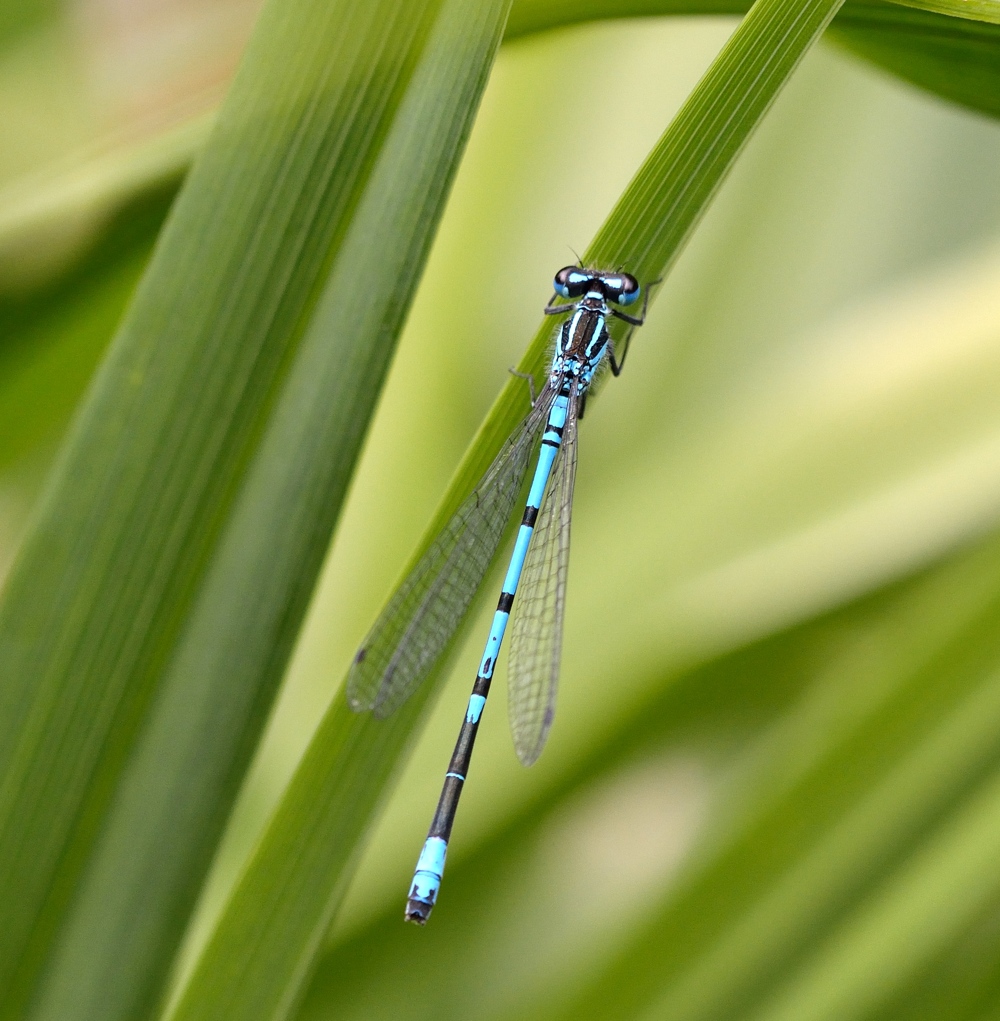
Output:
527 443 559 511
406 836 448 924
477 609 509 679
466 694 486 723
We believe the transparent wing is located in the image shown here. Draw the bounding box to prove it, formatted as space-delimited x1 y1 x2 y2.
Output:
348 383 556 719
508 391 578 766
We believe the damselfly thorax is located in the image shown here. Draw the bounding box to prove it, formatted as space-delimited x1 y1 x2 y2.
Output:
555 294 610 384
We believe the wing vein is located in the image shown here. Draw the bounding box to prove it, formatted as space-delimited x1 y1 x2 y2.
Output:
348 383 556 717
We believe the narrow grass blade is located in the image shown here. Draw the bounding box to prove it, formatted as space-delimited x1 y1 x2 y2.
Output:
0 0 506 1018
45 1 508 1021
168 0 847 1016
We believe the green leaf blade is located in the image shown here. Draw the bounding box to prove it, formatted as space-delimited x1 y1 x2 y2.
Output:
27 2 514 1021
0 0 507 1018
831 2 1000 118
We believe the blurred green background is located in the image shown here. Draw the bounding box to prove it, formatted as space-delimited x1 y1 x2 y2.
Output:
4 0 1000 1018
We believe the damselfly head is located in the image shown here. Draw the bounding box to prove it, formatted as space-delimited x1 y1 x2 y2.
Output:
553 266 640 306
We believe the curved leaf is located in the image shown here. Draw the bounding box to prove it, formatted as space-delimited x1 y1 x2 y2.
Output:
506 0 1000 122
831 1 1000 117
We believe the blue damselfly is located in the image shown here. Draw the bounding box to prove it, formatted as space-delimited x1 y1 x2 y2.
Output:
348 265 651 923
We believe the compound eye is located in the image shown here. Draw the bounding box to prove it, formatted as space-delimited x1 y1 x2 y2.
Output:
554 266 592 298
608 273 640 306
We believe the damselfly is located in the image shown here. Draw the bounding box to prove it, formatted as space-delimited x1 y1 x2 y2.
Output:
348 265 651 924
